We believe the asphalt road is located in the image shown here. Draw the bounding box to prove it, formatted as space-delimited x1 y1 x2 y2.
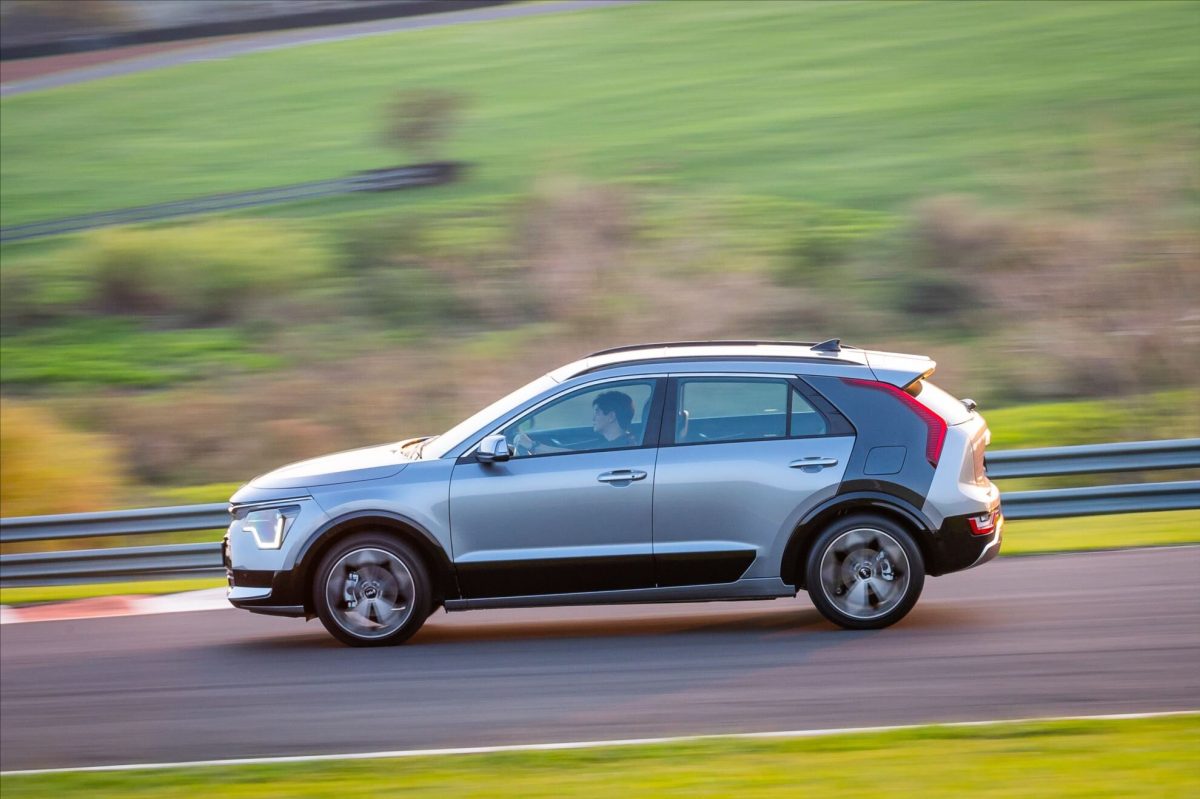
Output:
0 0 635 97
2 547 1198 771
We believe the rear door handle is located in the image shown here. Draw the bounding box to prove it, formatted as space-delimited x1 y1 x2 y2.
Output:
597 469 648 483
789 457 839 471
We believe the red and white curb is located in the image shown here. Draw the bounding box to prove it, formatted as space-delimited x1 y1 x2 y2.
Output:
0 588 232 625
2 710 1195 776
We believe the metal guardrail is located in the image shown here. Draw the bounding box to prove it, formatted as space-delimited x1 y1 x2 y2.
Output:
1 543 223 587
984 438 1200 479
1 438 1198 588
0 504 227 544
0 163 462 243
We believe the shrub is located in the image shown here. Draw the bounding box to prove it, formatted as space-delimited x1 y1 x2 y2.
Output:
779 205 895 285
0 254 93 333
518 178 633 325
0 400 128 516
907 195 1199 398
338 220 463 329
85 221 332 324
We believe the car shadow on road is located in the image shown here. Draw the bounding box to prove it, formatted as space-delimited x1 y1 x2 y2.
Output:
228 603 982 651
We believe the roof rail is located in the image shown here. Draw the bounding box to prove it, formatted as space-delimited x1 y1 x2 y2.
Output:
586 340 846 358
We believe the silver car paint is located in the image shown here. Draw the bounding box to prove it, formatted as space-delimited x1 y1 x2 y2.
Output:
227 344 990 610
449 446 657 569
652 435 854 579
921 411 998 528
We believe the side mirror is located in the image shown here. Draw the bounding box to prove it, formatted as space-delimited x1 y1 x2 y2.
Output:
475 434 511 464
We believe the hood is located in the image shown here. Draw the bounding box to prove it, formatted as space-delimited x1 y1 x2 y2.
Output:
250 442 411 490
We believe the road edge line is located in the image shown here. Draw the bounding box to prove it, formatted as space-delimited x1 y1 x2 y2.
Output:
3 709 1197 777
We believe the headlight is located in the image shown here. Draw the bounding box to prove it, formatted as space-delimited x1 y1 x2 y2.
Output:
241 507 298 550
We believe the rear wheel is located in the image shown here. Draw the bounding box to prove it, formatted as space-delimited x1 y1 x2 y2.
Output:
313 532 432 647
805 514 924 630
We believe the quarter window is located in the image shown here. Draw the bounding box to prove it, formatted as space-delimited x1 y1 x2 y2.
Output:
790 388 828 436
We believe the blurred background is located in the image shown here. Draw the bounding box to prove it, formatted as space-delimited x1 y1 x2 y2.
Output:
1 0 1197 516
1 4 1199 796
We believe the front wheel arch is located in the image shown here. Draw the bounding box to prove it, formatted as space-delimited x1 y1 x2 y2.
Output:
296 512 456 614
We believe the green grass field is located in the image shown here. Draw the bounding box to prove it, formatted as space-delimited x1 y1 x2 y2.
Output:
2 715 1196 798
2 0 1197 226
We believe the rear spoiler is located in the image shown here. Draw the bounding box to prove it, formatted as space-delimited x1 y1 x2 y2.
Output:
864 350 936 389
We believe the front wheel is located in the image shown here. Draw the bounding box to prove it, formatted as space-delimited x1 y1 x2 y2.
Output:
313 533 432 646
805 514 925 630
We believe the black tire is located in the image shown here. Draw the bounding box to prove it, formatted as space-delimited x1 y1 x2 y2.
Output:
804 513 925 630
312 532 432 647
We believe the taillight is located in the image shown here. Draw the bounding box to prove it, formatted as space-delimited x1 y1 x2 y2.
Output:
969 509 1002 537
842 378 948 466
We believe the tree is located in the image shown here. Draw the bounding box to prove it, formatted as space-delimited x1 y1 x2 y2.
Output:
383 89 465 163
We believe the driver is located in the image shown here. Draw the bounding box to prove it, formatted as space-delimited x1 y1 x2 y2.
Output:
514 390 638 455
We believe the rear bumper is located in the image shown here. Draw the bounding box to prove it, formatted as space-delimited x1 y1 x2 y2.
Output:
926 507 1003 576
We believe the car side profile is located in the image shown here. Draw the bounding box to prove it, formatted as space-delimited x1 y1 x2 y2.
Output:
224 340 1002 646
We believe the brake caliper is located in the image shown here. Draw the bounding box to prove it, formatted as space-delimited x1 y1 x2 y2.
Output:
343 571 360 608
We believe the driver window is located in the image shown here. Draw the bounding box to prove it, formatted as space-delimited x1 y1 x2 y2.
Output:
501 379 657 458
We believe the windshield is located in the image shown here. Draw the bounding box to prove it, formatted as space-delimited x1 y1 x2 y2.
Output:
420 374 559 459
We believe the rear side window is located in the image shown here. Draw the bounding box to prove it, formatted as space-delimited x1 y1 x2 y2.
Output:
673 378 827 445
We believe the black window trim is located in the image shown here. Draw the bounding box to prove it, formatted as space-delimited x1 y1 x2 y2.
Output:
660 375 844 448
790 375 857 437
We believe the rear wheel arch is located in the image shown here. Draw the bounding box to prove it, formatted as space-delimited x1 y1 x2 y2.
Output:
781 494 935 588
295 511 457 613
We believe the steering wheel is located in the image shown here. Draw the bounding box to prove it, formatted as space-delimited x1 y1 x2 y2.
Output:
513 437 534 457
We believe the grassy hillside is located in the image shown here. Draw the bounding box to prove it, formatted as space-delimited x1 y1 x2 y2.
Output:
2 1 1197 225
1 1 1196 499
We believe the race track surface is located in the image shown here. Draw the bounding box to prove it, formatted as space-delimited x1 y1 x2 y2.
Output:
2 547 1197 771
0 1 633 97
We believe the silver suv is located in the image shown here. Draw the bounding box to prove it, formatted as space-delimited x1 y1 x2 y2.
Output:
224 340 1002 646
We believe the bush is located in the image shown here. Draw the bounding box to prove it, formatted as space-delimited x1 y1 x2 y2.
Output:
86 221 332 324
775 205 895 285
338 220 463 329
0 400 128 516
0 254 93 333
906 195 1199 398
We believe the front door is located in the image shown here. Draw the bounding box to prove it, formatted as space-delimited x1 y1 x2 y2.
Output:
449 377 664 598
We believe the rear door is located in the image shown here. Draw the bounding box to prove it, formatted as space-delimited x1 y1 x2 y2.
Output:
651 375 855 586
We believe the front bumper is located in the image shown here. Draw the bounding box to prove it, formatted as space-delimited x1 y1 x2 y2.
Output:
926 507 1003 576
222 501 318 618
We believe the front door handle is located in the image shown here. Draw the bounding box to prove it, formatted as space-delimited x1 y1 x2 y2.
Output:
597 469 648 483
789 457 839 471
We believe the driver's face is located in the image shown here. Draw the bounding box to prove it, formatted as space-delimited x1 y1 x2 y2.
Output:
592 405 615 433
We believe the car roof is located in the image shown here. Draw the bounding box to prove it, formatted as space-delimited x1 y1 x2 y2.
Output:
547 340 935 388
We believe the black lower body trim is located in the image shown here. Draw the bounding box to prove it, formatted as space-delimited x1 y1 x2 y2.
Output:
927 511 1002 576
229 569 273 588
455 555 654 598
654 550 756 587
